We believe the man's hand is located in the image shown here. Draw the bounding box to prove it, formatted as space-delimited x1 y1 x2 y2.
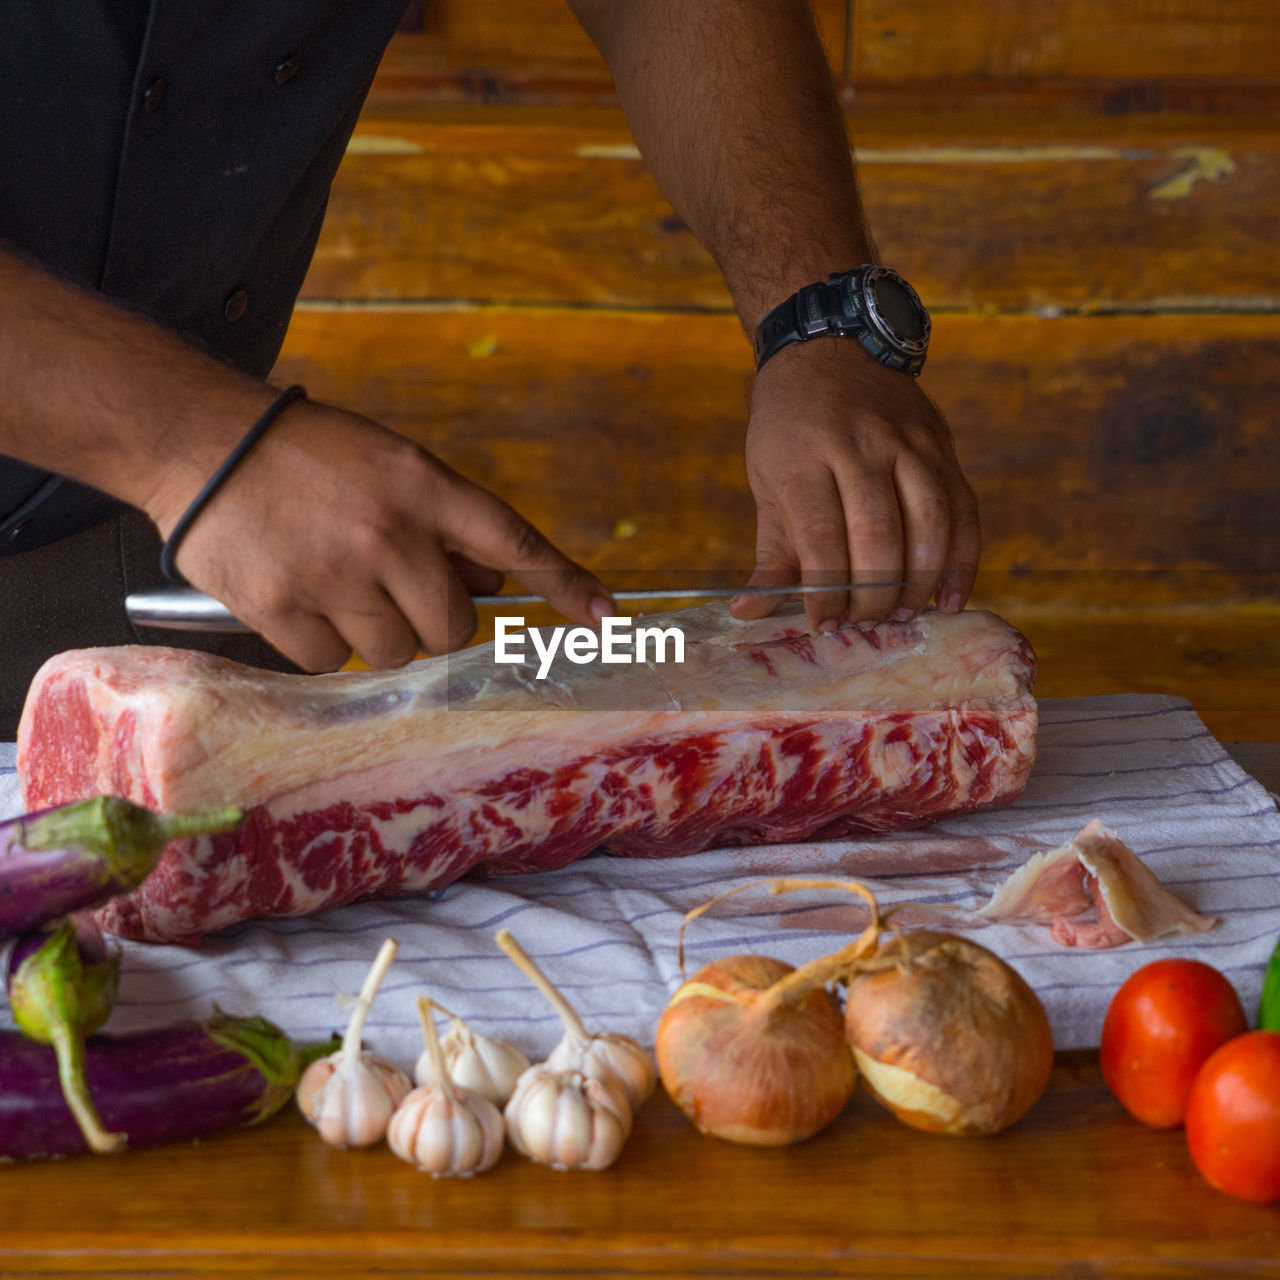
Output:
573 0 984 629
0 250 608 672
149 398 615 671
731 339 980 631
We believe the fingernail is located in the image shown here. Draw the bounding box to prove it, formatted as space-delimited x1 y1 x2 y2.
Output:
590 596 614 624
890 608 914 622
939 592 963 614
855 619 877 632
818 618 839 633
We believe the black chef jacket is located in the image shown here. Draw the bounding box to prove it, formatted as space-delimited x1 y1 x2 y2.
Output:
0 0 410 553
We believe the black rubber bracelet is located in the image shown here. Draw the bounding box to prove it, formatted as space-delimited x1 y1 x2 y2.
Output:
160 384 307 585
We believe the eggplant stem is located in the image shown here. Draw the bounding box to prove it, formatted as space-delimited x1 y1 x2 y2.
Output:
21 798 244 890
494 929 587 1041
416 995 451 1089
341 937 398 1060
51 1025 125 1155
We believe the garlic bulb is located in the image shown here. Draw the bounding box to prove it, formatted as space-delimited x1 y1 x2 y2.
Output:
504 1064 632 1171
545 1030 654 1108
296 937 412 1147
301 1050 412 1148
417 1005 530 1107
495 929 655 1107
389 997 505 1176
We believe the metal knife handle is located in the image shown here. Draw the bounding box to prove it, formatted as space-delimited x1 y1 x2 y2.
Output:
127 589 251 632
125 582 904 633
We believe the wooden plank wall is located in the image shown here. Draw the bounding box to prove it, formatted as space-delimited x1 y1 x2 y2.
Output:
274 1 1280 739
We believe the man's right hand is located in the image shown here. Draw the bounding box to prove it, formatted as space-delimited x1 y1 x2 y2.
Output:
0 249 608 670
147 396 615 671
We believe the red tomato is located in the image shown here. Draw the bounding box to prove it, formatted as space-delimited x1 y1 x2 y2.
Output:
1100 959 1247 1128
1185 1031 1280 1203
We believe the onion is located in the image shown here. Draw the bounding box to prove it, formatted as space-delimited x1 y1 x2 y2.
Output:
842 930 1054 1136
654 877 880 1146
657 953 856 1145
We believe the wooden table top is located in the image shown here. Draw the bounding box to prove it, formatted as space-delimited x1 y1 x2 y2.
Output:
2 745 1277 1280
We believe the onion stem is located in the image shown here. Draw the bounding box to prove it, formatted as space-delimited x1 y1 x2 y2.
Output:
675 875 912 1016
676 878 798 978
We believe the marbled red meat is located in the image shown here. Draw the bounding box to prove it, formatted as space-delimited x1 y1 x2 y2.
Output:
17 604 1037 942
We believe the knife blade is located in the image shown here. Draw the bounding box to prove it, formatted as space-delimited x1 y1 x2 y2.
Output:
124 583 906 633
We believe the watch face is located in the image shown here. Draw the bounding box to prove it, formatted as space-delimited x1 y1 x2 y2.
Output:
864 268 930 355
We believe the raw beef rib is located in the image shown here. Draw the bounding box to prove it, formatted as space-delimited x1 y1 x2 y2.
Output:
17 604 1037 942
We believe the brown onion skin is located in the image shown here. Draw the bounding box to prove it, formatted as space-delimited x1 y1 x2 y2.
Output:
656 954 856 1146
843 931 1054 1136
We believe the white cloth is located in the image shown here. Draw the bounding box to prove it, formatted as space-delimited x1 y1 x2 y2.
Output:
2 694 1277 1060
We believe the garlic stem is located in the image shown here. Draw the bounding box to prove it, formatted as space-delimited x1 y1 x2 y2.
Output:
416 996 451 1090
414 995 478 1045
342 937 398 1060
494 929 588 1043
425 998 463 1024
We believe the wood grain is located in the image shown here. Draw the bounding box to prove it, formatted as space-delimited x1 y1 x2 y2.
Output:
994 606 1280 743
371 1 1280 98
849 0 1280 83
371 0 849 98
301 106 1280 311
272 307 1280 588
3 1033 1280 1277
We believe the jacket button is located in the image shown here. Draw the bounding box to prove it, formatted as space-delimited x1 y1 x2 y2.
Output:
223 289 248 322
273 56 302 85
143 77 168 112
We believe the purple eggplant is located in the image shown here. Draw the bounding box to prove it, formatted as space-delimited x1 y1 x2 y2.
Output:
0 795 243 937
0 1009 330 1161
7 916 123 1152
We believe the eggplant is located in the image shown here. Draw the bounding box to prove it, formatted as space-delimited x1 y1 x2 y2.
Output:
7 917 123 1152
0 796 243 937
0 1009 331 1161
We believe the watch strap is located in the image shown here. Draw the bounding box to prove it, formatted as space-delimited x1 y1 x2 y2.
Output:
752 278 848 371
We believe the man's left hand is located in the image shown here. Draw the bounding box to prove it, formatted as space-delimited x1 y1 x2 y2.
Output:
730 338 981 630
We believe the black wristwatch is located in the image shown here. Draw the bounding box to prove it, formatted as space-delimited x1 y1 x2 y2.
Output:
753 266 931 376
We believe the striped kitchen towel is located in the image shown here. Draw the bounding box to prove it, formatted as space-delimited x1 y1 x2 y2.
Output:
2 693 1276 1057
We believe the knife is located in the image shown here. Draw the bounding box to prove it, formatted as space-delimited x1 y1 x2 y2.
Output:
125 583 905 633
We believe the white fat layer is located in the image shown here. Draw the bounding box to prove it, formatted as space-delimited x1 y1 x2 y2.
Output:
35 604 1031 814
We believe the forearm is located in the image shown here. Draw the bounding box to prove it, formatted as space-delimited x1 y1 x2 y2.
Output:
572 0 874 332
0 247 275 526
